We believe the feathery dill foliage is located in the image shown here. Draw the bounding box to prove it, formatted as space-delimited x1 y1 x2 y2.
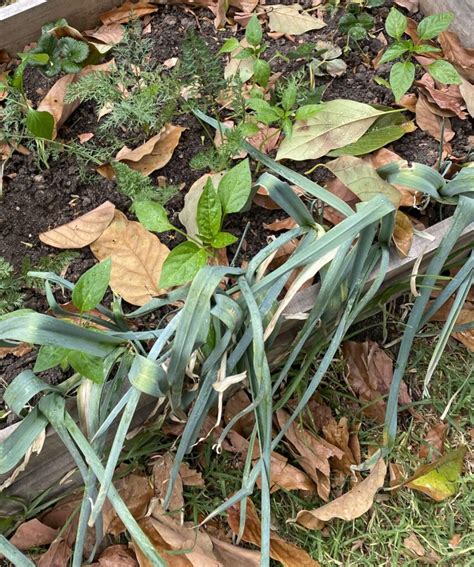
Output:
0 90 26 147
65 20 180 145
0 258 24 314
22 251 80 287
180 29 227 111
113 162 179 207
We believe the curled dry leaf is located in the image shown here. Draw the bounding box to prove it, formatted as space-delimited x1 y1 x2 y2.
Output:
394 0 419 13
415 93 455 142
416 73 466 119
268 4 326 35
9 519 58 551
83 24 125 45
342 341 411 424
228 499 320 567
78 132 94 143
98 124 185 178
393 210 414 257
419 422 448 460
39 201 115 249
459 78 474 118
292 458 387 529
264 217 298 231
322 417 360 476
99 1 158 25
0 342 33 359
248 126 281 154
90 210 170 306
438 32 474 82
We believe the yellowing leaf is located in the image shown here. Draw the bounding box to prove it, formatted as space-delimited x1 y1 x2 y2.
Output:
277 100 387 161
393 210 414 257
90 211 170 305
325 155 401 207
404 447 466 501
268 4 326 35
39 201 115 248
292 458 387 529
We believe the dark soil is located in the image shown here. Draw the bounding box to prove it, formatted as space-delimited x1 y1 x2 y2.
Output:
0 0 472 421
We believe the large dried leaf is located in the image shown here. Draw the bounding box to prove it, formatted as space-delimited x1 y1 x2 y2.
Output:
100 1 158 25
99 124 185 178
277 100 386 161
268 4 326 35
292 458 387 529
438 31 474 82
228 499 320 567
393 210 414 257
9 519 58 550
90 210 170 305
342 341 411 424
39 201 115 249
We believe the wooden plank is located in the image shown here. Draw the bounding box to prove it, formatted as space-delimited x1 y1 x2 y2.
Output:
0 0 123 54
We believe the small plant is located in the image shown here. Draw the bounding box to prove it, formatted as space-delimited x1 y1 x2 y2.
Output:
220 14 271 88
135 159 252 287
379 8 461 101
29 19 90 76
338 2 381 44
0 257 24 314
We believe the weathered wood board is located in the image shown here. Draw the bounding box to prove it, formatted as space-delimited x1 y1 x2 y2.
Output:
0 0 123 53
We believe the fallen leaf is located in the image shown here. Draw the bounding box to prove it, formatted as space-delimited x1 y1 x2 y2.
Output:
292 459 387 529
83 24 125 45
153 453 184 515
459 78 474 118
429 298 474 352
39 201 115 249
277 100 387 161
90 210 170 305
248 126 281 154
394 0 419 12
100 1 158 25
398 93 418 113
92 545 138 566
179 462 204 487
0 342 33 359
78 132 94 143
253 186 284 210
263 217 298 231
403 447 467 502
416 74 466 119
98 124 185 178
210 536 260 567
224 390 255 437
37 539 72 567
415 93 455 142
322 417 360 476
438 32 474 82
103 472 154 535
449 534 462 549
342 341 411 424
228 499 320 566
268 4 326 35
393 210 414 257
9 519 58 550
404 533 425 557
419 423 448 460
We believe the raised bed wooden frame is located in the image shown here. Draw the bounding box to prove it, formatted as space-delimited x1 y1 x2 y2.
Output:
1 0 473 521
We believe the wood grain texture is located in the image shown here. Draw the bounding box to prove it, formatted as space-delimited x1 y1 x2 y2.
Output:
0 0 123 53
419 0 473 48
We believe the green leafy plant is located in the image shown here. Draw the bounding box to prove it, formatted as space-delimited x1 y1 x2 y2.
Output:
135 159 253 286
338 2 378 43
0 258 24 314
220 14 271 88
380 8 461 101
29 19 90 76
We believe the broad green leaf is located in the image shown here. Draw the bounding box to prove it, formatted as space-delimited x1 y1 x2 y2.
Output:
34 345 70 372
159 242 208 288
29 53 50 65
405 447 466 501
197 178 222 241
134 200 174 232
385 7 407 40
417 12 453 40
427 60 462 85
325 155 401 206
253 59 271 88
413 44 441 55
277 99 386 161
234 47 255 60
68 351 105 383
218 158 252 215
247 98 281 124
347 24 368 41
268 4 326 35
390 61 415 102
357 12 375 31
338 13 357 34
328 115 415 156
72 258 111 312
281 81 297 112
211 231 238 249
246 14 262 47
26 109 54 140
379 43 410 64
219 37 240 54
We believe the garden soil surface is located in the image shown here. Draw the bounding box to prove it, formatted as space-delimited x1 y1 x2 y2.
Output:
0 0 472 422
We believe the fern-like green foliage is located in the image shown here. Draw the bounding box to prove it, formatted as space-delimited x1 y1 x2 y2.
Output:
22 251 80 287
0 258 24 314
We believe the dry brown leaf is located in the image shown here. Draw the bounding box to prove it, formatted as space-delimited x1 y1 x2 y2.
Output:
92 545 138 567
276 409 345 501
342 341 411 424
100 1 158 25
224 390 255 437
322 417 360 476
292 458 387 529
449 534 462 549
263 217 298 231
153 453 184 515
0 342 33 359
38 62 112 138
415 93 455 142
180 462 204 487
419 423 448 460
416 73 467 119
438 32 474 82
37 539 72 567
459 78 474 118
393 210 414 257
83 24 125 45
404 533 425 557
99 124 185 178
209 536 260 567
78 132 95 144
228 499 320 567
103 473 153 536
429 298 474 352
398 93 418 113
9 519 58 551
90 210 170 306
394 0 418 12
39 201 115 249
248 126 281 154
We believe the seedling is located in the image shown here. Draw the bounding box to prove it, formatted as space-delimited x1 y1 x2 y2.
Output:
379 8 461 101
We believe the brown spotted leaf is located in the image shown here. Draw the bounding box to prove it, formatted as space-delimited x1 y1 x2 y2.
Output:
39 201 115 249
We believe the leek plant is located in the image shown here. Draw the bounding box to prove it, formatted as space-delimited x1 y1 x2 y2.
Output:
0 122 472 564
